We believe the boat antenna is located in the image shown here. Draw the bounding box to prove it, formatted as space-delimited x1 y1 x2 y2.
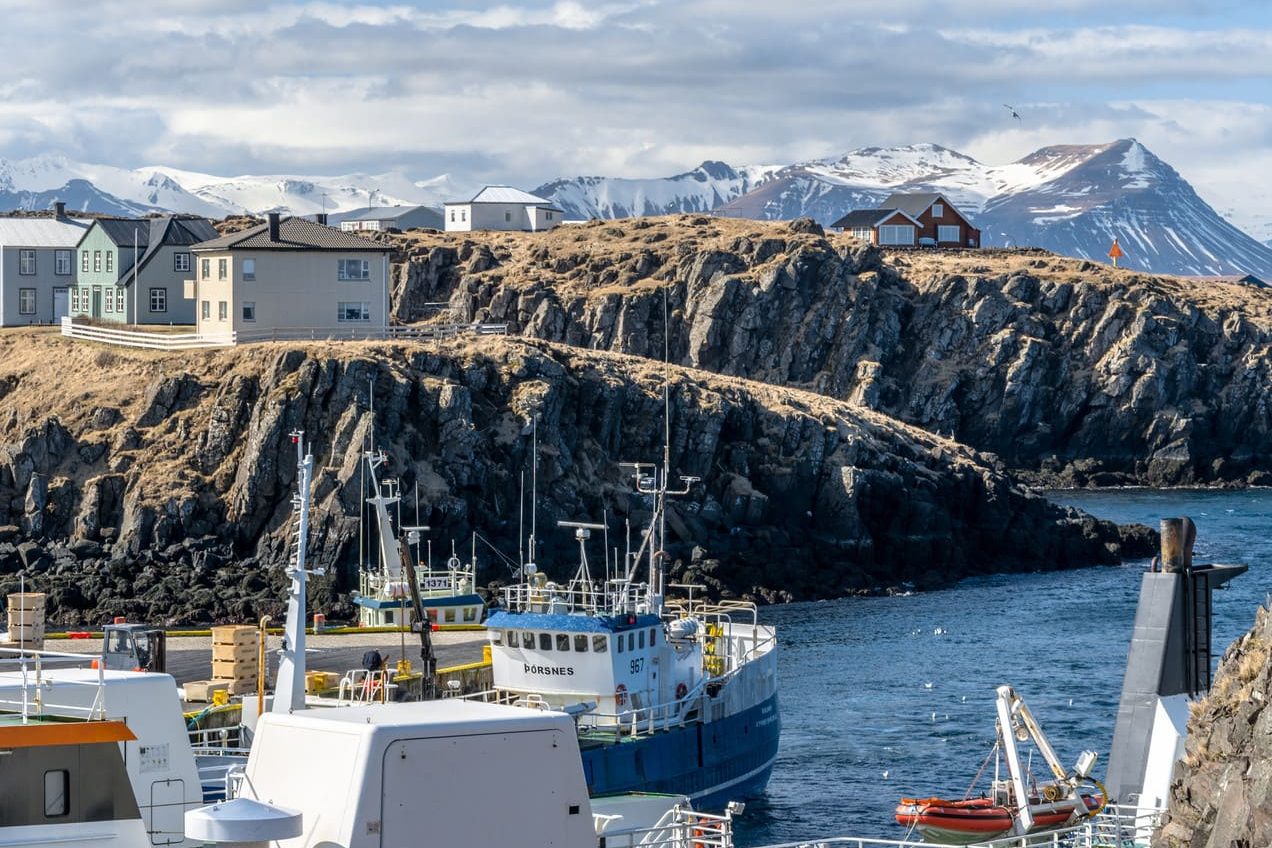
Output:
518 469 525 570
273 430 319 714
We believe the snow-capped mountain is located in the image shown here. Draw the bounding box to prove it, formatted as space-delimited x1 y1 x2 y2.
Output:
534 161 781 220
0 154 472 219
536 140 1272 277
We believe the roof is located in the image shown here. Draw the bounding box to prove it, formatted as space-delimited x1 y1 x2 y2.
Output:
485 609 662 634
258 698 572 734
880 193 947 218
450 185 553 206
89 216 220 286
831 209 901 230
0 216 92 247
348 204 437 223
191 216 391 252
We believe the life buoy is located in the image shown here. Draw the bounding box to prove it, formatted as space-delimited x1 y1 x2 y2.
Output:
615 684 628 707
675 682 688 700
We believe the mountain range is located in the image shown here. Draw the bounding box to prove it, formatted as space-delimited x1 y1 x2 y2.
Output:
1 140 1268 277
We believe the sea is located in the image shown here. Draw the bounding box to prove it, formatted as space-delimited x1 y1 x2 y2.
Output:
735 489 1272 847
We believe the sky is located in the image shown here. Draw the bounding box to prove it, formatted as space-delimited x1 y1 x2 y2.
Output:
1 0 1271 230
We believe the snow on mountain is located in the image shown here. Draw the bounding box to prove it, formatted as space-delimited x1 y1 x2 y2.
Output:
533 161 781 220
0 155 469 219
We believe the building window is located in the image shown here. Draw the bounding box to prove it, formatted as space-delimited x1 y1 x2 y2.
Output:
931 203 944 218
18 289 36 315
937 225 961 243
505 211 512 222
242 301 256 321
55 249 72 275
71 289 79 312
461 209 466 222
218 300 227 320
201 300 210 320
105 251 113 273
201 258 210 279
174 252 191 272
449 209 455 222
115 288 125 312
218 259 227 280
44 770 69 818
149 288 166 312
104 290 113 313
81 251 89 272
337 301 371 322
546 211 553 220
93 250 101 272
18 250 35 275
337 259 369 281
242 258 256 281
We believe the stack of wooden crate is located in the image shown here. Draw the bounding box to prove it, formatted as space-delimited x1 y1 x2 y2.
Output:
211 625 260 695
5 593 45 650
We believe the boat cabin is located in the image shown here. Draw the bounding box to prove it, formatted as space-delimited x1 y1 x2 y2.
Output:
486 608 705 722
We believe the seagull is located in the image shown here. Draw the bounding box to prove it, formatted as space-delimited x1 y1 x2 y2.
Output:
1004 104 1022 122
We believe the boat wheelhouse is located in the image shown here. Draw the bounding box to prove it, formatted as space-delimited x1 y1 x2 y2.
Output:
353 450 484 629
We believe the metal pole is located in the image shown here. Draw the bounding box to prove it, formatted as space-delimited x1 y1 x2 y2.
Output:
133 228 138 326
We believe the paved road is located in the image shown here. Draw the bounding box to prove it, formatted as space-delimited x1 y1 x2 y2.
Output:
40 631 489 686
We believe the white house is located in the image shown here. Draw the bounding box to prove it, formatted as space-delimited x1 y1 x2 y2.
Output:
443 186 563 233
0 205 91 325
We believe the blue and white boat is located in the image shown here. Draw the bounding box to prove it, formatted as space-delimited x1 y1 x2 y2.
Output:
479 462 780 809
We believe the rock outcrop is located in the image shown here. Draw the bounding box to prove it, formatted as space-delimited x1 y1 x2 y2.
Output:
383 217 1272 486
1156 603 1272 847
0 333 1145 625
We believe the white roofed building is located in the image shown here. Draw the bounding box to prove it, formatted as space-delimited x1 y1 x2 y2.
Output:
0 204 92 325
443 185 564 233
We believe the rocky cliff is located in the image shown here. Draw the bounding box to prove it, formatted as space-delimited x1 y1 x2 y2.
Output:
0 332 1142 626
1155 603 1272 847
384 216 1272 486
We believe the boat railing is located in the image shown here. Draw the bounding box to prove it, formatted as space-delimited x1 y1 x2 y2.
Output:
0 647 107 720
501 581 648 616
752 803 1163 848
189 724 248 752
337 669 396 704
597 804 734 848
360 566 475 599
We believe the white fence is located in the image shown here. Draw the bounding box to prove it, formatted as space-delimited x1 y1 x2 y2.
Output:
60 317 508 350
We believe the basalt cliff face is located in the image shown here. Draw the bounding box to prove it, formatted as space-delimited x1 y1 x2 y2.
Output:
386 216 1272 486
0 333 1139 626
1155 604 1272 848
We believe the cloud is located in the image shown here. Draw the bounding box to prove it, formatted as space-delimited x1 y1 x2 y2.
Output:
0 0 1268 228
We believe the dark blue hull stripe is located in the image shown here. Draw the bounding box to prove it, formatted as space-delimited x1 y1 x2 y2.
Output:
581 693 781 810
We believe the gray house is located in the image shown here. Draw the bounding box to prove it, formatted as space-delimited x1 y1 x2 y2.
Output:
338 205 442 232
0 206 92 325
70 216 218 325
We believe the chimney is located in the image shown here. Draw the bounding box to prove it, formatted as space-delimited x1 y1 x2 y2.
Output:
316 212 328 226
268 212 281 242
54 201 66 219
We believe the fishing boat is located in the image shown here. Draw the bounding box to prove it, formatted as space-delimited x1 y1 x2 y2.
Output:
895 684 1106 844
475 444 780 809
352 449 484 630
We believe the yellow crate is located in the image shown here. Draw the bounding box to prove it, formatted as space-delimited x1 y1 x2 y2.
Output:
211 658 258 679
6 593 45 613
212 642 258 662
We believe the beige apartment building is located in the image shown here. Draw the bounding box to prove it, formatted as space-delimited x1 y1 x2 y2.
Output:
189 214 392 339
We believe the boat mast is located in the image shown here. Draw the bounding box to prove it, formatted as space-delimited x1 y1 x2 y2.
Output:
273 430 315 714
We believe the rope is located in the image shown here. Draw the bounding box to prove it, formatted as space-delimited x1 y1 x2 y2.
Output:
472 532 519 573
964 742 999 800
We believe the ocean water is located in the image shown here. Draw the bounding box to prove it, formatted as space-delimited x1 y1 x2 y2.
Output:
736 489 1272 847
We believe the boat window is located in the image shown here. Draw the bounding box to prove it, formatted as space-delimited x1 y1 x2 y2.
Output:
593 635 608 653
523 632 536 649
616 635 624 654
574 634 588 652
504 631 517 647
464 608 478 622
491 631 504 646
556 633 570 651
539 633 553 651
628 632 635 652
44 770 68 817
650 628 657 646
639 630 645 649
444 609 456 623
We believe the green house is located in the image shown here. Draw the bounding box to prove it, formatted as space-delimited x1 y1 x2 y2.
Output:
70 217 218 325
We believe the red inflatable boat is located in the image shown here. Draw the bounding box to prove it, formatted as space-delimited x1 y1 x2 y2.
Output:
895 794 1102 844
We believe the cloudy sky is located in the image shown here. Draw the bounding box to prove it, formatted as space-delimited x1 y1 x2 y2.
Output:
2 0 1271 224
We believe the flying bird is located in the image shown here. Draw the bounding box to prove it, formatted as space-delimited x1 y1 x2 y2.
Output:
1004 104 1022 122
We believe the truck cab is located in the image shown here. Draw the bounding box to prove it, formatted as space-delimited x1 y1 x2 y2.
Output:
102 624 166 673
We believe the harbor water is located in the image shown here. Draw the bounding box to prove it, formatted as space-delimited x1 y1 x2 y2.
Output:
736 489 1272 847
